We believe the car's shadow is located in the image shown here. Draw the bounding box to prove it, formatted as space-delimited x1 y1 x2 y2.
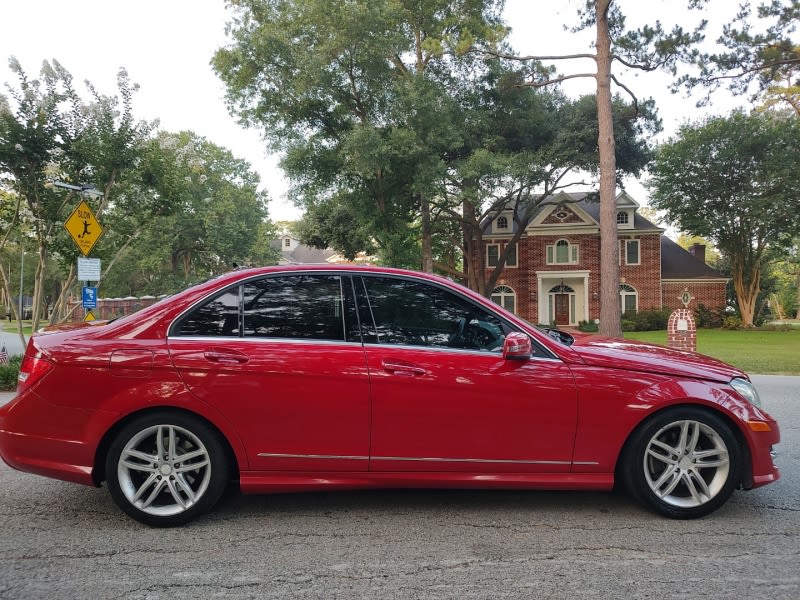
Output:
211 486 641 522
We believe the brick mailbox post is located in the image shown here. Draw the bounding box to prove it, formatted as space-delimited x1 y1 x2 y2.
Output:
667 288 697 352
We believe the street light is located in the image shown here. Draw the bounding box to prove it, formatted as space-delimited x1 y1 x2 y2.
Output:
52 181 103 198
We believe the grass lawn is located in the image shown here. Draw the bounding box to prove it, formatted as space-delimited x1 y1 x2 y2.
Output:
625 328 800 376
1 321 41 337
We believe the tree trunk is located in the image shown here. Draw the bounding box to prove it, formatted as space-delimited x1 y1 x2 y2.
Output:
595 0 622 338
796 266 800 320
731 256 760 327
51 265 77 324
30 245 47 332
461 199 486 293
420 193 433 273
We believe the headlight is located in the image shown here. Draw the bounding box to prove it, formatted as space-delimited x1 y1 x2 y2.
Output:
730 377 761 408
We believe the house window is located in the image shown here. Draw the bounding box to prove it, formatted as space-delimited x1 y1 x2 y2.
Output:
506 243 517 267
620 284 638 314
623 239 640 265
491 285 516 313
487 244 499 267
496 216 508 230
617 211 629 225
487 243 517 268
546 239 579 265
283 238 291 248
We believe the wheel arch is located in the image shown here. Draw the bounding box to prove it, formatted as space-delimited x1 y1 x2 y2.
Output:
613 402 752 490
92 406 241 487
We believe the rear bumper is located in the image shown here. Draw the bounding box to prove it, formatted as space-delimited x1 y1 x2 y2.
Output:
0 390 99 487
0 428 95 486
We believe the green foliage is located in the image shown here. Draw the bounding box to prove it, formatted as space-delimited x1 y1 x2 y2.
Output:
694 303 726 329
0 354 22 390
621 309 673 332
649 110 800 326
1 58 276 306
722 316 744 330
100 131 272 296
577 320 599 332
679 0 800 111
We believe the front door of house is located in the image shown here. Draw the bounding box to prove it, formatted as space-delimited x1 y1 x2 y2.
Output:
554 293 570 325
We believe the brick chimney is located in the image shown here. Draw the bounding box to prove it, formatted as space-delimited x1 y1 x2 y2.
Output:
688 243 706 264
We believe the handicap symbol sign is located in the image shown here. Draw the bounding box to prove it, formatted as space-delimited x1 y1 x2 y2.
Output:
82 286 98 309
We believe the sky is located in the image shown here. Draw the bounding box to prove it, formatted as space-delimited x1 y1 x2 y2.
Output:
0 0 745 222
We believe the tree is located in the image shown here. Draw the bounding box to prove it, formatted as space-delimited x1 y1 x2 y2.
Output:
437 81 656 296
486 0 705 336
649 111 800 326
213 0 506 271
679 0 800 114
0 58 152 332
99 131 275 296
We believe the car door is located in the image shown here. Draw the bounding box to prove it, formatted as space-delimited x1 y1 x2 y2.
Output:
357 275 578 473
168 273 371 472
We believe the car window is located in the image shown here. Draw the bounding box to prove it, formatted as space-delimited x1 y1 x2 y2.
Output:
242 274 351 342
359 276 507 352
173 287 241 337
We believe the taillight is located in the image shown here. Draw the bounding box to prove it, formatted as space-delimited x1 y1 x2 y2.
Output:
17 340 54 394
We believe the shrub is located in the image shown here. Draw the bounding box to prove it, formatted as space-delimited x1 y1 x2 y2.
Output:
694 304 725 329
0 354 22 391
578 320 598 332
723 316 743 330
622 309 672 331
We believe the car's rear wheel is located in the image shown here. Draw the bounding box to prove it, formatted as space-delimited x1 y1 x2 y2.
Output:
105 412 229 527
625 408 741 519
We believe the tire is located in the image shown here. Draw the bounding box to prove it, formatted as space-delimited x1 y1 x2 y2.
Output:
623 407 741 519
105 412 229 527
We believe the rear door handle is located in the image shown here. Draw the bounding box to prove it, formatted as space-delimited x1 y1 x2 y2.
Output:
203 348 250 364
381 360 426 377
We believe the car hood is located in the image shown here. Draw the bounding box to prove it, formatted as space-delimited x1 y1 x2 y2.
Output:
567 334 745 383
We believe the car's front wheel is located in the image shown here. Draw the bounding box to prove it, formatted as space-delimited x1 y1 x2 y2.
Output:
625 408 741 519
105 412 229 526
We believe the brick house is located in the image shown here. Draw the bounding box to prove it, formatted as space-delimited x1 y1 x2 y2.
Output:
483 191 727 326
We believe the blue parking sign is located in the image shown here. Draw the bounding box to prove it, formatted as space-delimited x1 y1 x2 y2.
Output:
82 286 97 309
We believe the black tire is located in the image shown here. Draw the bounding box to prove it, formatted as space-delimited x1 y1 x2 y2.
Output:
105 412 229 527
623 407 741 519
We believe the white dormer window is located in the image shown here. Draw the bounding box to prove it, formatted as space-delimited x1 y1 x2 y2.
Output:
496 216 509 230
616 210 634 229
283 238 292 248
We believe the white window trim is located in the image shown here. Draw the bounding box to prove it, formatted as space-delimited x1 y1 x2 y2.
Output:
487 242 517 268
620 284 639 314
546 239 579 265
625 239 640 265
491 285 516 313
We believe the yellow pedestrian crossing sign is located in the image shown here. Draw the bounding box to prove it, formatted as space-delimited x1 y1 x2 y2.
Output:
65 200 103 256
84 310 96 322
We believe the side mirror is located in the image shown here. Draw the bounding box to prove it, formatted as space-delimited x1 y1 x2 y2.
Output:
502 332 532 361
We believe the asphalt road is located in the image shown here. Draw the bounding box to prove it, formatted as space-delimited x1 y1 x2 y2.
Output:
0 331 25 355
0 375 797 599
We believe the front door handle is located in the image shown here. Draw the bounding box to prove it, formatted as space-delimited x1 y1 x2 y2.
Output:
381 360 426 377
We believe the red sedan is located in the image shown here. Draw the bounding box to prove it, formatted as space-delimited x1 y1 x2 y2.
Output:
0 266 780 526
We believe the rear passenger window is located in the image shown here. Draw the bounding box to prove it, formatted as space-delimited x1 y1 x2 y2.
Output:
243 275 348 341
174 288 240 337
